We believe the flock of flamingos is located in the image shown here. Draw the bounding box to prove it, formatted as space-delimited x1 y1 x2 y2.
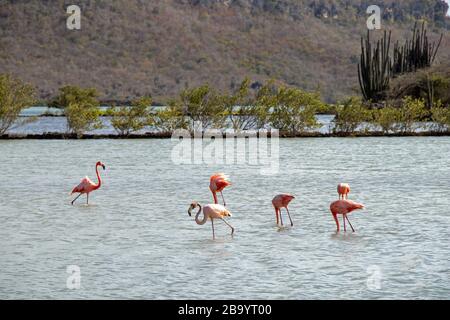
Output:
71 162 366 239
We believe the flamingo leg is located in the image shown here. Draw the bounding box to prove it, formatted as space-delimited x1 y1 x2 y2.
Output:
286 207 294 227
211 219 215 239
333 214 340 232
221 218 234 236
345 215 355 232
220 191 226 207
279 209 284 226
343 215 346 232
275 208 279 225
86 193 89 205
71 193 82 205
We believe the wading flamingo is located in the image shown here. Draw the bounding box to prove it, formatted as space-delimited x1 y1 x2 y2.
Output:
188 202 234 239
337 183 350 200
330 199 364 232
209 173 231 206
272 194 295 226
70 161 106 205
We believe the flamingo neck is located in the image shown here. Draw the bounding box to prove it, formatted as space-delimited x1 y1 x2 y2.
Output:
195 204 208 225
94 164 102 190
212 191 218 204
333 213 340 232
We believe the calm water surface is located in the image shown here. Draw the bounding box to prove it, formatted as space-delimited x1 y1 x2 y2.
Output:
9 115 336 135
0 138 449 299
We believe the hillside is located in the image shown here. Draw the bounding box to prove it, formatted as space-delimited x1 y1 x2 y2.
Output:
0 0 449 103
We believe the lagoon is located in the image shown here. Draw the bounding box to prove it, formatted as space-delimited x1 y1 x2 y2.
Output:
0 138 449 299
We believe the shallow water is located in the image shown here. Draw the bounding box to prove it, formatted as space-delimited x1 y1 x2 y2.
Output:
0 137 449 299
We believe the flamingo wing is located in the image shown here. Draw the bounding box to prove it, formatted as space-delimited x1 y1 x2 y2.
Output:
71 176 94 194
272 193 294 207
208 204 232 218
330 200 364 214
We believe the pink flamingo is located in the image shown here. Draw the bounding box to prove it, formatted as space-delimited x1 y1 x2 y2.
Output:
330 199 364 232
337 183 350 200
209 173 231 206
188 202 234 239
272 194 295 226
70 161 106 205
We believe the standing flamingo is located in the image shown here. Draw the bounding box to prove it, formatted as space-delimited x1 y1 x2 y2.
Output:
330 199 364 232
209 173 231 206
337 183 350 200
70 161 106 205
272 194 295 226
188 202 234 239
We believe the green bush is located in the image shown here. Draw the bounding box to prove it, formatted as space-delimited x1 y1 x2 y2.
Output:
108 96 152 136
270 86 324 134
225 78 259 131
372 106 402 133
179 85 227 131
252 81 276 130
152 101 188 134
0 74 36 135
333 97 371 134
397 96 427 133
430 101 450 132
51 86 102 137
372 97 428 134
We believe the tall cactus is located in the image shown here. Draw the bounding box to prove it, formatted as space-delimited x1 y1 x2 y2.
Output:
392 22 443 76
358 30 392 102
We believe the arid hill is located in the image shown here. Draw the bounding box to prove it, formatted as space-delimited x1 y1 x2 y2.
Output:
0 0 449 103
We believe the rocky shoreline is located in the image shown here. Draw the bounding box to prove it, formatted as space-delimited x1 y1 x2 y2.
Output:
2 131 450 140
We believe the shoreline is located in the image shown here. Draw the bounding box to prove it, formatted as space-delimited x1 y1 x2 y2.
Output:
2 131 450 139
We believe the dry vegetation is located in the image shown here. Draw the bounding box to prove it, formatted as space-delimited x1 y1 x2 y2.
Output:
0 0 449 103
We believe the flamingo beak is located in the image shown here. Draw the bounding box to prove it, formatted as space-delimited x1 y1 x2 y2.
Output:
188 207 192 217
102 164 106 170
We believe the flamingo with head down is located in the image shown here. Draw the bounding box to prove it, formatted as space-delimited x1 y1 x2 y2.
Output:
272 194 295 226
330 199 364 232
70 161 106 205
209 173 231 206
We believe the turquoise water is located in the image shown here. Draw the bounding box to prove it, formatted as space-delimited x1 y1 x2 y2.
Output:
0 138 449 299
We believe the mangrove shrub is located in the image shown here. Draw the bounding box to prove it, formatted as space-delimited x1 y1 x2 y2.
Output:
333 97 371 134
270 86 323 134
0 74 36 135
397 96 427 133
373 106 402 133
430 101 450 132
225 78 259 131
108 96 152 136
51 86 102 137
179 85 227 131
152 101 188 134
